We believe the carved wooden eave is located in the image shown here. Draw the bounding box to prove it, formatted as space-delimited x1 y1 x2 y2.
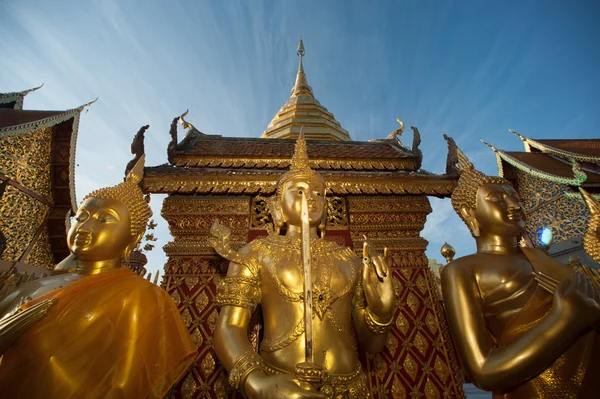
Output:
511 130 600 163
143 165 456 197
484 135 600 192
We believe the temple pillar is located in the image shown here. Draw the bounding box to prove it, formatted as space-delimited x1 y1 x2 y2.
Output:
347 195 464 398
161 195 252 399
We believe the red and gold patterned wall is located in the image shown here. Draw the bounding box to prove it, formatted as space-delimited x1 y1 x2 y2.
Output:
161 194 464 398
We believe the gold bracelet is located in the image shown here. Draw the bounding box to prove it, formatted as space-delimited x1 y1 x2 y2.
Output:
365 307 393 334
228 351 265 391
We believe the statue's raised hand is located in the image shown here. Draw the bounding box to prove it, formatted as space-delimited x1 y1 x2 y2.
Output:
362 239 395 322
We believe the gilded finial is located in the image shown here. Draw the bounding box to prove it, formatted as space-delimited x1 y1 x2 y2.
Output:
480 139 498 153
126 154 145 185
292 36 312 96
179 109 195 130
297 34 305 57
21 83 44 96
509 128 526 141
76 97 98 112
396 118 404 131
440 242 456 264
386 118 405 141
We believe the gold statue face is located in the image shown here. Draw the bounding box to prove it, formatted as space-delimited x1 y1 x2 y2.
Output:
280 176 326 227
67 197 134 261
462 182 526 237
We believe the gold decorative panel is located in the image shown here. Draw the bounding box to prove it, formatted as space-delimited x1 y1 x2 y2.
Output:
0 126 53 202
0 185 49 262
24 227 54 269
515 170 589 246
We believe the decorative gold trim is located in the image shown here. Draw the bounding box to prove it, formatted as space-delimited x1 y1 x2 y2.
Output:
171 155 416 171
364 306 393 334
228 351 265 391
144 173 456 196
162 196 250 216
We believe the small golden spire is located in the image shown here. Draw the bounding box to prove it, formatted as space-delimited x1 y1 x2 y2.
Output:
292 35 313 97
440 242 456 264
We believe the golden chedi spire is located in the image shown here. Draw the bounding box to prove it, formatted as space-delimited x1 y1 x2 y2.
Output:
262 36 351 141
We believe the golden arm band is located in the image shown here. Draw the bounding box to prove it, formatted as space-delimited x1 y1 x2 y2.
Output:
228 350 265 391
215 276 261 309
364 306 393 334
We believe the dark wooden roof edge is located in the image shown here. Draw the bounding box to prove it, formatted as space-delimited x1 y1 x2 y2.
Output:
0 98 96 137
0 84 44 109
172 130 418 157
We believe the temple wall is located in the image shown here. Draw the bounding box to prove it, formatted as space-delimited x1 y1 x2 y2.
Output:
161 194 464 398
514 170 589 246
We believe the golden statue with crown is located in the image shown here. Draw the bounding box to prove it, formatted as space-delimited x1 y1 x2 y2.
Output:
209 131 395 398
0 156 196 398
441 137 600 398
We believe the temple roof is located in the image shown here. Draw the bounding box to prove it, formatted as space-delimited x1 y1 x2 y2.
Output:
0 109 68 130
0 84 43 110
170 130 419 171
511 130 600 163
484 131 600 189
261 38 351 141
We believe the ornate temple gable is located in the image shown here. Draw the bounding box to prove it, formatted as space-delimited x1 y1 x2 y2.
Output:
483 139 596 187
511 129 600 163
261 38 351 141
169 133 418 171
0 91 92 269
484 132 600 252
0 84 43 110
143 165 456 196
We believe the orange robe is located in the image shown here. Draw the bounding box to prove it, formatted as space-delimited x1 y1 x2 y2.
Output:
0 268 196 398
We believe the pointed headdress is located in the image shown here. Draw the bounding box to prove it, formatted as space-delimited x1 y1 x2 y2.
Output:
276 127 326 196
83 155 152 238
446 136 510 232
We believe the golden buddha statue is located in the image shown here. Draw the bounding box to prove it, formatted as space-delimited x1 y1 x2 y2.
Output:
0 156 196 398
209 132 395 398
441 141 600 398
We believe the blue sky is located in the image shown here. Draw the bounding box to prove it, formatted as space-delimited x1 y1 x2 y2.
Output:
1 0 599 277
